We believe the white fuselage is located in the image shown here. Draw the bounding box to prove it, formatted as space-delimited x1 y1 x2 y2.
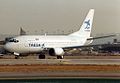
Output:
4 35 87 53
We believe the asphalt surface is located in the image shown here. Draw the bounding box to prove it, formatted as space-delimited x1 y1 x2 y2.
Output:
0 72 120 79
0 56 120 79
0 59 120 65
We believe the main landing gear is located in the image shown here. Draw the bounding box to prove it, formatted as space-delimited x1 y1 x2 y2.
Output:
38 52 45 59
57 55 64 59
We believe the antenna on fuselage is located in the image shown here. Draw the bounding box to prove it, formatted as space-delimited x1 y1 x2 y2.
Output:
45 33 47 36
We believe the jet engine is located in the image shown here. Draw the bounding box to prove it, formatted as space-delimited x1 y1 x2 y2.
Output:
49 48 64 56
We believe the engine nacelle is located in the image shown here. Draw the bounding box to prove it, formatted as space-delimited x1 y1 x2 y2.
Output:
49 48 64 56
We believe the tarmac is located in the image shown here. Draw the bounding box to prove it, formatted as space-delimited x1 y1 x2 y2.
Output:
0 59 120 65
0 72 120 79
0 54 120 79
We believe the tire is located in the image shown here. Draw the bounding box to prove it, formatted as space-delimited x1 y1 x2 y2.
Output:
39 54 45 59
15 55 19 59
57 55 64 59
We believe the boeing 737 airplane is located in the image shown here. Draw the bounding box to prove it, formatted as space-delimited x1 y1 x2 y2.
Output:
3 9 94 59
2 9 117 59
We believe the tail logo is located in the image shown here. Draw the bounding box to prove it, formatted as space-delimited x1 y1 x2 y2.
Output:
85 19 90 29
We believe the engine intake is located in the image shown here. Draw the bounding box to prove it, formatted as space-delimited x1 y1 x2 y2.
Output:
49 48 64 56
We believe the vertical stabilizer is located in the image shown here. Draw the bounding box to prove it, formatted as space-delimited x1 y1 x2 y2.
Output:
69 9 94 38
20 27 26 35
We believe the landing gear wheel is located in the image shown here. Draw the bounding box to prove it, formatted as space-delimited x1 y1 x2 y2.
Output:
39 54 45 59
15 55 19 59
57 55 64 59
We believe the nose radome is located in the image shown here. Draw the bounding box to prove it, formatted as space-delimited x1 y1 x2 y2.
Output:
4 43 12 52
4 43 9 51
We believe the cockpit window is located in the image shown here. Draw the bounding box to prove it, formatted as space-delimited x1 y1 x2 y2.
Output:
9 39 19 43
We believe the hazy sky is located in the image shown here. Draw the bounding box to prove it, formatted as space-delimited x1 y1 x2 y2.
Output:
0 0 120 35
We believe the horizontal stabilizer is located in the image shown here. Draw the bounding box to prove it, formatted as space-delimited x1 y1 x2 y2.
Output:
87 34 117 40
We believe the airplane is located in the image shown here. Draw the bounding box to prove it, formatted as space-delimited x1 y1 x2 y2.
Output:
3 9 94 59
2 9 117 59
